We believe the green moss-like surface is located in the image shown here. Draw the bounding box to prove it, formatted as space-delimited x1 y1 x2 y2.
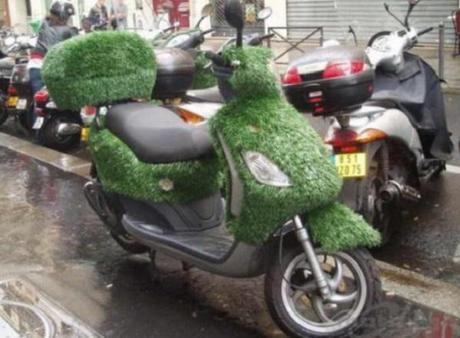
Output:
89 126 222 203
210 46 380 249
43 31 156 110
310 203 381 252
192 52 217 89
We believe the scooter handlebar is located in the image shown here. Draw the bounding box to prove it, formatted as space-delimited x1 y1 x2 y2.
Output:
418 27 434 37
205 51 228 67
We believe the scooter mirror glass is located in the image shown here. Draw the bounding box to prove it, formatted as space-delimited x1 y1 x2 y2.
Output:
224 0 245 31
408 0 419 4
257 7 272 21
201 4 213 17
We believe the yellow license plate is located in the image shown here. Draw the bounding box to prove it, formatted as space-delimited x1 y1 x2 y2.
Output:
333 153 367 178
81 127 90 142
6 96 18 107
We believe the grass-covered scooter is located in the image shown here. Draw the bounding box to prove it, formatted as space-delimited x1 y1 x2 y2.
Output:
42 1 382 336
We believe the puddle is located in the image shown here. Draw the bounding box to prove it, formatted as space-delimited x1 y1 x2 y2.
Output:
0 279 101 338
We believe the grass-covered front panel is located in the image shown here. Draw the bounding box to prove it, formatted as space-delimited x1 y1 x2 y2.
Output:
210 46 381 250
89 126 222 203
43 31 156 110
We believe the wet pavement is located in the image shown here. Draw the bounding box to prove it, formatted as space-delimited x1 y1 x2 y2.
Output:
1 140 460 337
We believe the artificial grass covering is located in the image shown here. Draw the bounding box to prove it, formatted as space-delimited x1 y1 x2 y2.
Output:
192 52 217 89
42 31 156 110
89 126 222 203
210 46 381 250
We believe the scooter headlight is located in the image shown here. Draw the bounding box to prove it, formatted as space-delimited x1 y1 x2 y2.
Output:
243 151 292 187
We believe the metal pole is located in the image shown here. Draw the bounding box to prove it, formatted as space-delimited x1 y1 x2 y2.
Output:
438 22 445 79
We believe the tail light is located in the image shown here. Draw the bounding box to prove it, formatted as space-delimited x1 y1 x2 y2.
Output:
322 60 365 79
83 106 97 116
7 85 17 96
282 66 302 85
325 128 387 153
34 90 49 106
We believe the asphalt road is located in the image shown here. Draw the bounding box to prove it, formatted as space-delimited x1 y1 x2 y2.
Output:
1 146 459 338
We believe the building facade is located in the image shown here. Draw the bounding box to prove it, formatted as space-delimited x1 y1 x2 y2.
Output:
2 0 459 43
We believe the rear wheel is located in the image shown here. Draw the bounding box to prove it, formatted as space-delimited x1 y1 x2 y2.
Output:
40 113 81 151
265 246 382 338
89 165 149 254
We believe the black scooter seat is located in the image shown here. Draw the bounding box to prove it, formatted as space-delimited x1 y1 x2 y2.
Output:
107 102 214 164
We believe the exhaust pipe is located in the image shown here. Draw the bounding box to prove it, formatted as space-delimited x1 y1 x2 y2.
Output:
56 123 81 136
380 180 421 203
83 181 118 228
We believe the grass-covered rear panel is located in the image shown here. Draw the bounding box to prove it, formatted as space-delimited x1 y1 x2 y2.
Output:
89 126 222 203
42 31 156 110
210 46 381 250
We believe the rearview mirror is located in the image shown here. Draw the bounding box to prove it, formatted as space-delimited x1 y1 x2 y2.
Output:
257 7 272 21
408 0 419 4
201 4 213 17
224 0 245 31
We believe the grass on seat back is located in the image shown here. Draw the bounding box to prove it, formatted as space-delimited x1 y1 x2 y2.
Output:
42 31 156 110
209 46 381 250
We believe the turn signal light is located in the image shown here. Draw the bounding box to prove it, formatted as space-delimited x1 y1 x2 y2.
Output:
322 60 364 79
355 129 388 143
282 66 302 85
325 128 388 152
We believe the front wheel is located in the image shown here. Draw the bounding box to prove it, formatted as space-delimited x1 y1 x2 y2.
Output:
265 246 382 338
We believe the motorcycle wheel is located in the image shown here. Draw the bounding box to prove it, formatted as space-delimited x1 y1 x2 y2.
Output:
40 113 81 151
89 165 150 255
367 31 391 48
359 149 396 244
265 246 382 338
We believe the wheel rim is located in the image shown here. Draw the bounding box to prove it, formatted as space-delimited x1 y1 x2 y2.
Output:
281 251 368 334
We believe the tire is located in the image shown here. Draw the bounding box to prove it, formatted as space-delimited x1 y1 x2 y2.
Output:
40 113 81 151
367 31 391 48
265 246 382 338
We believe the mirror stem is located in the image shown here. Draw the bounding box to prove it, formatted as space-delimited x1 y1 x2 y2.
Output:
236 30 243 47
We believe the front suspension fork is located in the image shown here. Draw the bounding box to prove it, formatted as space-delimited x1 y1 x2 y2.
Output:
293 215 331 299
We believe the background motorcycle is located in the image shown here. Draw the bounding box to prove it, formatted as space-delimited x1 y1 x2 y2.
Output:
33 88 90 151
282 0 453 242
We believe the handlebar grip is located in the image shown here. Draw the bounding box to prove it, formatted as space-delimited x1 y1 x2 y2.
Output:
261 33 275 40
201 28 214 36
205 51 227 67
418 27 434 36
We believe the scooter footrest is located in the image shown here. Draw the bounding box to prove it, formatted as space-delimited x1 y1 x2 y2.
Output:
122 214 234 263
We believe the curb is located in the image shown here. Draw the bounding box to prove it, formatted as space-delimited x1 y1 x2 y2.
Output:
1 131 460 320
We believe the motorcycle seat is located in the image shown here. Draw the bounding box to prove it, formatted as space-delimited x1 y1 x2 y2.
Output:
186 86 224 104
107 102 215 164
